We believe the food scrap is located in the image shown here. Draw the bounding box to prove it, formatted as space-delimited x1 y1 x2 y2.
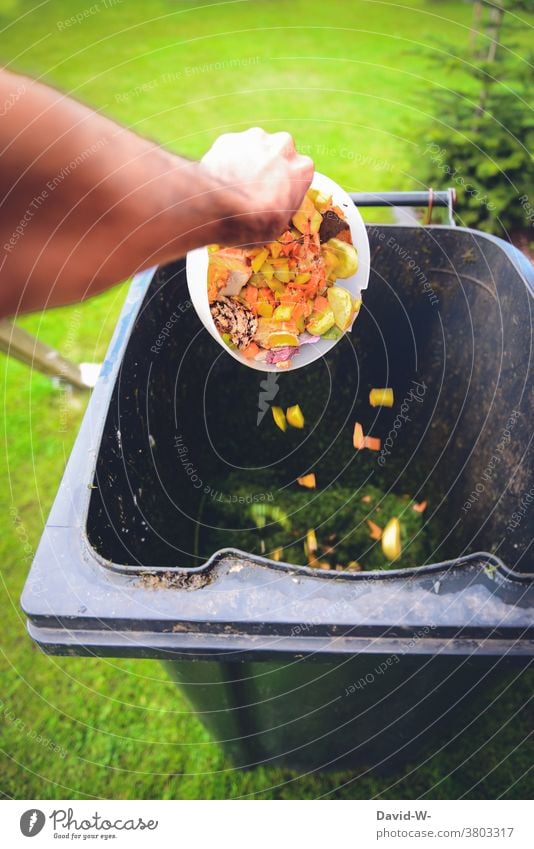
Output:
367 519 383 541
382 517 402 561
412 500 428 513
211 298 257 350
286 404 305 429
206 475 433 573
208 188 360 368
353 422 365 449
353 421 381 451
271 406 287 432
297 473 316 489
305 528 318 561
369 387 394 408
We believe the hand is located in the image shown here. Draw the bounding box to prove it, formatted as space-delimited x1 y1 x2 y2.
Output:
199 127 314 246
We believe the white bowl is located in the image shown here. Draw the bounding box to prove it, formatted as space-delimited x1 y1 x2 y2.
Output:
186 171 370 372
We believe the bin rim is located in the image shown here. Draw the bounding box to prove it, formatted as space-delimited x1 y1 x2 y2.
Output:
19 223 534 659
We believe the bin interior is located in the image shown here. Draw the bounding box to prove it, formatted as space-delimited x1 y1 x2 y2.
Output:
87 225 532 574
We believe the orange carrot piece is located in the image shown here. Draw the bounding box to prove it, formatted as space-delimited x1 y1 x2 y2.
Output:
353 422 365 449
259 287 275 304
244 286 258 311
367 519 383 540
292 303 311 321
297 474 316 489
363 435 382 451
314 295 330 313
412 500 428 513
280 291 304 304
353 422 381 451
279 230 294 243
242 342 260 359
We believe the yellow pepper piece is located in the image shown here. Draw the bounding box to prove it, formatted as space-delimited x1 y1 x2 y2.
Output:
369 388 394 408
271 406 287 432
268 331 300 348
251 248 269 273
286 404 305 428
273 304 294 321
382 517 402 561
306 528 318 554
307 188 332 213
256 302 274 318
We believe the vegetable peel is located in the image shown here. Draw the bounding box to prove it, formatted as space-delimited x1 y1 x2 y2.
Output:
297 474 316 489
382 517 402 561
367 519 383 541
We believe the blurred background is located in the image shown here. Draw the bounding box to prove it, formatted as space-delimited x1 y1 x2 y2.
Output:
1 0 532 799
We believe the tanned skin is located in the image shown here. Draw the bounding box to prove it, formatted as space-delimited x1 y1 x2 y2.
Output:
0 69 314 317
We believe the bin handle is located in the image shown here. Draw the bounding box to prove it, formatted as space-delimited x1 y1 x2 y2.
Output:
349 188 456 226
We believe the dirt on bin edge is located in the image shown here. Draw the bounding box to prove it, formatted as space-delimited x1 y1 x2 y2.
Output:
139 570 211 591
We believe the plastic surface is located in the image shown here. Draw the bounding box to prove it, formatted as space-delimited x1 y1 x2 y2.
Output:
21 223 534 772
186 172 370 371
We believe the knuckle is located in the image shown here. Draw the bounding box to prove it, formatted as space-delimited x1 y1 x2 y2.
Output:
211 132 233 147
271 131 295 150
296 154 314 170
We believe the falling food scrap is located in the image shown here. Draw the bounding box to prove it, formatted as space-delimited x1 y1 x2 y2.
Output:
272 406 287 432
382 517 402 561
353 422 365 449
297 473 316 489
369 388 394 408
353 421 381 451
412 500 428 513
306 528 318 554
363 435 381 451
286 404 305 428
367 519 383 541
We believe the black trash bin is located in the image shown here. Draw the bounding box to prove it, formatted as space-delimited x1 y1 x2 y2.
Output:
21 213 534 774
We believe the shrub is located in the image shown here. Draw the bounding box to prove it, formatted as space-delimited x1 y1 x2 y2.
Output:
420 1 534 236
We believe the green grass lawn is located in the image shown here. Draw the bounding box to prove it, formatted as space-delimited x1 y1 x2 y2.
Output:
1 0 533 800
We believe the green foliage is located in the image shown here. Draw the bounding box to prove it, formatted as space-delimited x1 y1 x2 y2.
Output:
420 3 534 235
202 474 433 571
2 0 534 801
249 502 291 532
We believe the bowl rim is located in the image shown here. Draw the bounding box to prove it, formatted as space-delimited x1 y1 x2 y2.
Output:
186 171 371 372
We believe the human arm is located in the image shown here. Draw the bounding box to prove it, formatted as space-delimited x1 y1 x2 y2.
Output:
0 69 313 317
